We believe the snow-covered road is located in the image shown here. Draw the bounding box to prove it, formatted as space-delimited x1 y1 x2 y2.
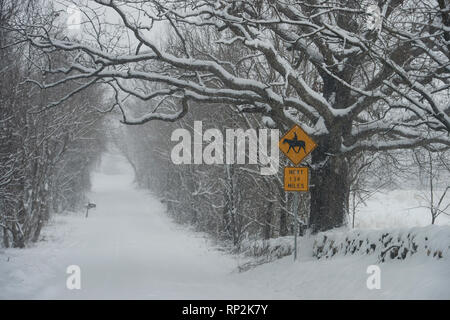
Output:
1 152 449 299
0 153 277 299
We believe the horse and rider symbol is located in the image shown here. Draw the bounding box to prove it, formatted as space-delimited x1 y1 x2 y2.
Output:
282 132 306 154
278 125 317 166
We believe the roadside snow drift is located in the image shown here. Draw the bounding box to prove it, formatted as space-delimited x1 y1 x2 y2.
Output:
313 226 450 262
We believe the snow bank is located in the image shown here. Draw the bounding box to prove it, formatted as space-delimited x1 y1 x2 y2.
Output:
313 225 450 262
237 225 450 268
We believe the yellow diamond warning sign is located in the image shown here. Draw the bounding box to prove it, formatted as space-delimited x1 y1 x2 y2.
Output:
284 167 308 191
279 125 317 165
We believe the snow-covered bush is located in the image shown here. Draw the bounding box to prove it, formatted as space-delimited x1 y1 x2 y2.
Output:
313 226 450 262
239 236 295 260
236 236 295 271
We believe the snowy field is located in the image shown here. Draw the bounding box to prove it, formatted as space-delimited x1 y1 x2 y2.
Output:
355 189 450 229
0 152 449 299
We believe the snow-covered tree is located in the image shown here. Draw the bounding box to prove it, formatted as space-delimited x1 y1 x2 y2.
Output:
0 1 107 247
10 0 450 232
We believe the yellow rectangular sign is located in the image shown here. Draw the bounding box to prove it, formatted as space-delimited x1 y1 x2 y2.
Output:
284 167 309 191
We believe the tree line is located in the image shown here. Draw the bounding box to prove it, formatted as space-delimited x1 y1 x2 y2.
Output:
0 0 106 248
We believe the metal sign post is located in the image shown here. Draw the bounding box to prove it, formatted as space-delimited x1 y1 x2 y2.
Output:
279 125 317 262
293 192 299 261
284 167 308 261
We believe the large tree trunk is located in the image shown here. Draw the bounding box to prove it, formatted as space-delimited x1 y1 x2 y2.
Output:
279 207 288 236
309 135 349 233
12 223 25 248
31 217 44 243
2 226 10 248
263 201 273 240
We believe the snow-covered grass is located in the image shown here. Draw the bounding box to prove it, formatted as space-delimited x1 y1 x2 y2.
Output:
0 152 449 299
0 214 87 299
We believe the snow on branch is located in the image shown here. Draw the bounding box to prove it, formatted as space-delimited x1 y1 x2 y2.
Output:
7 0 450 153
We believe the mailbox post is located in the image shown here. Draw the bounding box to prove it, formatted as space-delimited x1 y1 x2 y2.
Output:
85 202 96 218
